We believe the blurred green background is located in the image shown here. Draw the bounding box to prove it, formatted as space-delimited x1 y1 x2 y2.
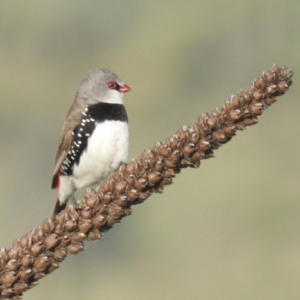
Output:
0 1 299 299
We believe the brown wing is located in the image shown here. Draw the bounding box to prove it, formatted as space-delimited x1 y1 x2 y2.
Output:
51 102 83 188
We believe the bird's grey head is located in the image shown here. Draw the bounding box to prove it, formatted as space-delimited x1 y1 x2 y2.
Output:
75 68 131 105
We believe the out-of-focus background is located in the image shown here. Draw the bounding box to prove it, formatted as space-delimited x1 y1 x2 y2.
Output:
0 1 299 299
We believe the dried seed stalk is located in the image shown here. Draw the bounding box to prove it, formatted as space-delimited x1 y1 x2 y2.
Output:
0 65 293 299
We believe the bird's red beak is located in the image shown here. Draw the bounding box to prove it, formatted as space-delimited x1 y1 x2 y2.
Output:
119 84 131 93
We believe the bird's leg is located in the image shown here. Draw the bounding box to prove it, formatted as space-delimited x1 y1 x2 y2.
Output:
70 193 77 206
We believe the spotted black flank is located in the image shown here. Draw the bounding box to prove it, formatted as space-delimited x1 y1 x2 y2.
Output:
60 103 127 176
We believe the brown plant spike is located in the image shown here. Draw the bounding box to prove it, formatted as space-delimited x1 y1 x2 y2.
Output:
0 65 293 299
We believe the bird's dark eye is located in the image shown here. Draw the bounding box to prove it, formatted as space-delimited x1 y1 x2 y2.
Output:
108 81 117 89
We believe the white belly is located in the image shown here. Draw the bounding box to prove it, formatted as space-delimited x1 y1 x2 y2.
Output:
72 120 129 188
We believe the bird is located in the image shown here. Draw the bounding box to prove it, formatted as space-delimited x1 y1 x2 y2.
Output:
51 68 131 217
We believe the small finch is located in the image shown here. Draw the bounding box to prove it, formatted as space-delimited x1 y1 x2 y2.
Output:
52 68 131 216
